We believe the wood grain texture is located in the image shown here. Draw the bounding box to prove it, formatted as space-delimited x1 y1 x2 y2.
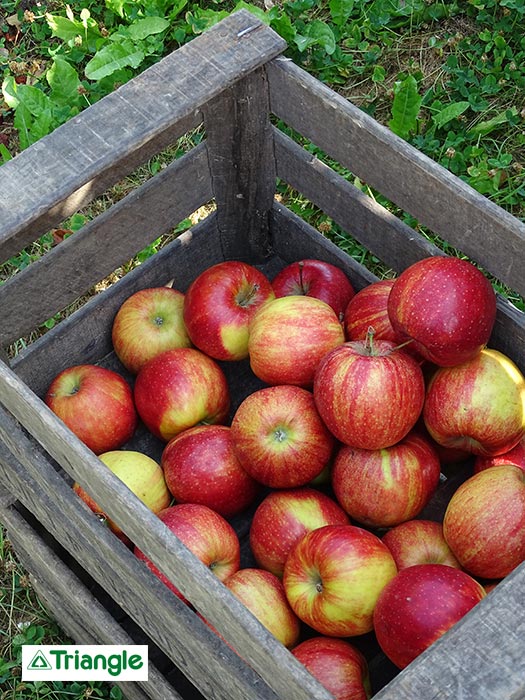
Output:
0 391 332 700
0 10 286 264
203 68 276 262
1 144 212 346
267 57 525 299
3 507 181 700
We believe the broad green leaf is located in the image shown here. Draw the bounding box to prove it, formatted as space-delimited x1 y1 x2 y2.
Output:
308 20 336 55
271 13 296 44
85 41 145 81
233 1 269 23
127 17 170 41
47 56 82 104
329 0 354 27
2 75 19 109
432 101 470 129
46 14 83 42
388 75 422 139
294 33 318 52
0 143 12 162
14 85 51 117
469 108 518 136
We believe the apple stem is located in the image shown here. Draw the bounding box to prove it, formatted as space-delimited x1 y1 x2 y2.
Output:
298 260 306 294
365 326 376 356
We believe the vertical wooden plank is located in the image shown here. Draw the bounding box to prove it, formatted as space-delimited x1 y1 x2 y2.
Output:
203 68 276 262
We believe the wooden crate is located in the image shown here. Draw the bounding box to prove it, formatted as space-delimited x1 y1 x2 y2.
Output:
1 9 525 699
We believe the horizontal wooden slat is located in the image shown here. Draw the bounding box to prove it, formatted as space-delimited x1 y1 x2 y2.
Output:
0 11 287 264
267 57 525 300
1 144 213 346
0 379 332 700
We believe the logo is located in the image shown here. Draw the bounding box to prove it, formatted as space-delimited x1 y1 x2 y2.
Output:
22 645 148 681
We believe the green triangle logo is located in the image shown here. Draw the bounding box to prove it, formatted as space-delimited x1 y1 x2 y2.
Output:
28 650 52 671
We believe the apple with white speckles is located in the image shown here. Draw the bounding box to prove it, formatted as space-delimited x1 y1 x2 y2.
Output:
382 519 462 570
161 424 260 518
387 256 497 367
373 564 486 669
182 261 274 361
249 487 350 577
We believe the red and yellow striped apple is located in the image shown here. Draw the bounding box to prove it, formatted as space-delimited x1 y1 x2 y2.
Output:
382 519 462 570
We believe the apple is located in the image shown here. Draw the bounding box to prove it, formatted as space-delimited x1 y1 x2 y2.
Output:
161 424 260 518
344 279 398 343
271 259 355 318
230 385 335 488
111 286 192 374
249 487 350 577
382 519 462 570
423 348 525 457
331 431 441 528
224 568 301 648
248 295 345 387
182 261 274 361
291 637 372 700
283 524 398 637
313 334 425 450
45 364 137 455
474 435 525 473
134 503 241 600
73 450 171 544
373 563 486 669
387 255 497 367
442 464 525 579
133 347 230 442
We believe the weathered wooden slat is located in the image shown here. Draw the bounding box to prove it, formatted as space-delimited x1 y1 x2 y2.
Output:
203 68 276 262
1 144 212 347
0 11 287 264
3 506 181 700
0 389 332 700
267 57 525 300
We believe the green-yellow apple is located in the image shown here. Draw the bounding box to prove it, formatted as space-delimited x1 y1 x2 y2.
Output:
387 256 497 366
283 524 397 637
133 347 230 442
331 432 441 528
73 449 171 544
111 286 192 374
225 568 301 648
230 385 335 488
182 261 274 361
373 564 486 669
443 464 525 579
313 335 425 450
291 636 372 700
271 259 355 318
45 364 137 455
248 295 345 387
134 503 241 601
423 348 525 456
382 519 462 570
249 487 350 577
161 425 260 518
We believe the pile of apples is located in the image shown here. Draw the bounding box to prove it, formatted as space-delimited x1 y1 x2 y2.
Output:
44 255 525 700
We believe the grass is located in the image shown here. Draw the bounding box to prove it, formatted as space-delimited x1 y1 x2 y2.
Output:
1 0 525 697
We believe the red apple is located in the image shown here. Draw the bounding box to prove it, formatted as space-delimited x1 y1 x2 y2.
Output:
249 487 350 577
283 524 397 637
291 637 371 700
161 425 259 518
313 334 425 450
442 464 525 579
373 564 486 669
344 279 397 343
331 432 441 528
382 519 462 570
474 435 525 473
387 256 497 367
225 568 301 648
111 286 191 374
248 295 345 387
134 503 241 600
45 364 137 454
230 385 335 488
182 261 274 361
423 348 525 457
271 259 355 318
73 450 171 543
133 348 230 442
